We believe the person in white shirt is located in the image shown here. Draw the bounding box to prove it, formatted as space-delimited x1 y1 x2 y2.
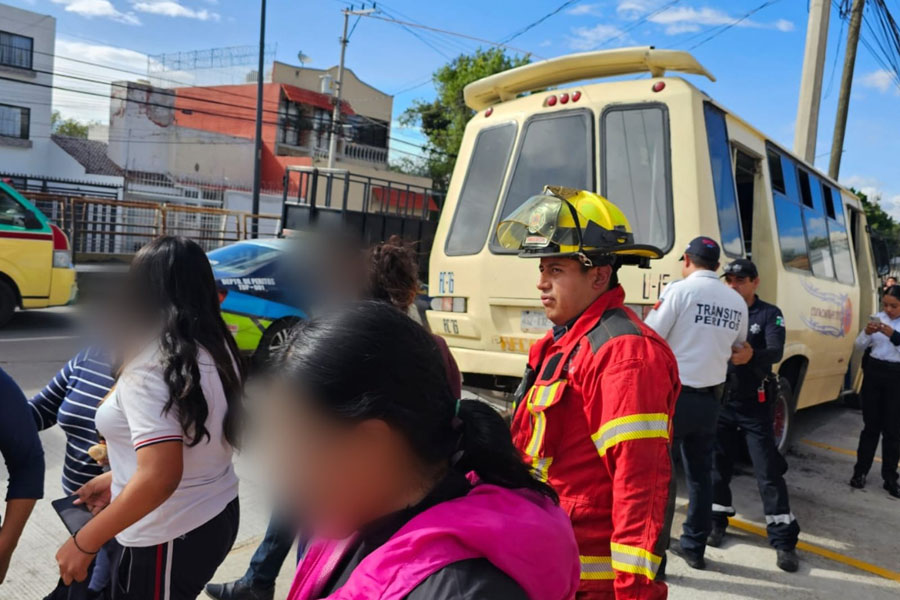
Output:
851 285 900 498
644 236 748 571
55 236 245 599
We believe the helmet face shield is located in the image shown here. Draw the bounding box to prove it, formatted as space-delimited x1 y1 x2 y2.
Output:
497 194 579 252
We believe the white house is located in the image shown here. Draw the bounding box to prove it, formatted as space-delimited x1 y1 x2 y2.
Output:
0 3 55 173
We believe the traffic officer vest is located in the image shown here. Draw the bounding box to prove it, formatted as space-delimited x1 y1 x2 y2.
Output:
511 286 679 600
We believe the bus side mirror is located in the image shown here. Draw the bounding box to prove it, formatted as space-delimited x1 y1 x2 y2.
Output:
23 211 42 230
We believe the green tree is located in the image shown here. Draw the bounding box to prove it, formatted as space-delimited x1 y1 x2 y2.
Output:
51 110 89 138
400 48 530 189
854 188 899 236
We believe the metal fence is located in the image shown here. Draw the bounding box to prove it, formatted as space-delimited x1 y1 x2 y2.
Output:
23 192 281 260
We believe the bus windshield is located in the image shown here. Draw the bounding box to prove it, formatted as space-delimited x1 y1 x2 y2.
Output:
444 104 673 256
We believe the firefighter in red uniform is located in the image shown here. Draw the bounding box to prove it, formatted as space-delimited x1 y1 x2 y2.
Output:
498 187 680 599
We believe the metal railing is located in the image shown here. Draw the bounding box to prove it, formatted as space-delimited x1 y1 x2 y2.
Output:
343 142 388 164
23 192 281 260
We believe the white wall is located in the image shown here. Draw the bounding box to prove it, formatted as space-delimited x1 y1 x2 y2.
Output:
0 4 55 175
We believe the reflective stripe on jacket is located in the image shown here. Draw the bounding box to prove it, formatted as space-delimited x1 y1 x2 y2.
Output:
511 286 680 599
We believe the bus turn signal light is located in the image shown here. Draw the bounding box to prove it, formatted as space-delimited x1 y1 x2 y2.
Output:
430 297 467 313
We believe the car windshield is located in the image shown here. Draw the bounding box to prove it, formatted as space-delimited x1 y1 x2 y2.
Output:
207 242 283 277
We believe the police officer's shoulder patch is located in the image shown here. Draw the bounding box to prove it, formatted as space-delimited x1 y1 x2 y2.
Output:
775 315 785 327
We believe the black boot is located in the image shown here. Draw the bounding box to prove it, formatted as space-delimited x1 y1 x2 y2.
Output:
205 580 275 600
884 480 900 498
776 549 800 572
849 473 866 489
671 542 706 570
707 524 726 548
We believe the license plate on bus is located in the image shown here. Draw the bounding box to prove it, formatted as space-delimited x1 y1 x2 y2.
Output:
521 310 552 334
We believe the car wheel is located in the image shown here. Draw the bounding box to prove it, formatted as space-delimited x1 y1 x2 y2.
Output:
773 377 797 455
254 318 300 368
0 281 16 328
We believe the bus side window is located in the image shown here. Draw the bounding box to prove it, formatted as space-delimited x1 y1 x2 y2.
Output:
734 150 758 259
702 103 743 257
824 184 854 284
799 169 835 279
769 147 811 272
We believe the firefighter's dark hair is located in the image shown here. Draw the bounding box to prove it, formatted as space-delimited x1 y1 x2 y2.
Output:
270 301 558 503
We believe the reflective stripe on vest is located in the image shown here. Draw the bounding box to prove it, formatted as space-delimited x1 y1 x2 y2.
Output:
523 381 564 482
610 542 662 580
580 555 615 580
591 413 669 457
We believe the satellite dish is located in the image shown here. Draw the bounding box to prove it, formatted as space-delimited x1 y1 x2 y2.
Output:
297 51 311 64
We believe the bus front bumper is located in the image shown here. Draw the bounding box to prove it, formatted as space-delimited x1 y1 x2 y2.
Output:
448 346 529 379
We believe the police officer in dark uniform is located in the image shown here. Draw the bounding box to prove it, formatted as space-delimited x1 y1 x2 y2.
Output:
711 258 801 573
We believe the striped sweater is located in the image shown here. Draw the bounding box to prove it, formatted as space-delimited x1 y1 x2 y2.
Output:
29 347 115 495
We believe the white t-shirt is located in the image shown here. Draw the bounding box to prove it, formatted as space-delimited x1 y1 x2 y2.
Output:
95 343 240 547
644 269 748 388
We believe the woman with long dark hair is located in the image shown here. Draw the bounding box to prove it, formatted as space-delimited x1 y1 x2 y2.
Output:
262 301 579 600
55 236 245 598
851 284 900 498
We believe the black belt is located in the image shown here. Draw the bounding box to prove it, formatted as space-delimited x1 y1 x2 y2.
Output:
867 357 900 373
682 385 716 393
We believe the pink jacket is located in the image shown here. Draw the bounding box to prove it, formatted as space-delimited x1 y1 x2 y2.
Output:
288 482 580 600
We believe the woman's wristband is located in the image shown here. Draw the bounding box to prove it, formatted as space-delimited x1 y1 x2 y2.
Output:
72 531 99 555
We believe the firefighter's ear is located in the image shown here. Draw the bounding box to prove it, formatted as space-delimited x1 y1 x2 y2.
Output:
591 264 612 291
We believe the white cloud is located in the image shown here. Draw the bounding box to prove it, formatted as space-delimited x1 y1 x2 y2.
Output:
539 39 553 47
617 3 794 35
568 23 628 51
567 3 603 17
51 0 141 25
131 1 220 21
859 69 899 94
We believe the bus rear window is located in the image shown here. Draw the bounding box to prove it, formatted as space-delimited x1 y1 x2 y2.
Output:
445 123 517 256
602 105 672 251
492 111 592 250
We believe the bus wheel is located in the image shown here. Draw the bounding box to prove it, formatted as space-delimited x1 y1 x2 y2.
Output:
773 378 796 455
254 318 301 368
0 281 15 328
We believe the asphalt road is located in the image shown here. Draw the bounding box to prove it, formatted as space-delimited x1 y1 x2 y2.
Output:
1 307 899 599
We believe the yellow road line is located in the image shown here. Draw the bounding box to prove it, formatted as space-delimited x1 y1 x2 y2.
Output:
727 517 900 583
801 438 882 463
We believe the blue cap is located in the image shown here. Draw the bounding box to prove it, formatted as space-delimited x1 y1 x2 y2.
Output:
680 236 721 263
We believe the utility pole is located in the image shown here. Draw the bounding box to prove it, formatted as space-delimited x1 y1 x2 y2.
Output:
327 4 376 168
250 0 267 238
829 0 866 179
794 0 830 163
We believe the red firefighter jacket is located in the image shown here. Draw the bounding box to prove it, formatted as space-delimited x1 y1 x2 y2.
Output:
511 286 680 600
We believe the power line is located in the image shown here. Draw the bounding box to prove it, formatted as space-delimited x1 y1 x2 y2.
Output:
687 0 784 50
357 13 541 58
597 0 683 50
2 73 442 157
501 0 581 44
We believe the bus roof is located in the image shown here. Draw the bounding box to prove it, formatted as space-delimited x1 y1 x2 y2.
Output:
463 46 715 110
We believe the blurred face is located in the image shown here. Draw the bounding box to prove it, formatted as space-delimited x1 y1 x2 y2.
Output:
887 278 897 288
537 258 611 326
263 380 424 539
724 274 760 305
883 294 900 320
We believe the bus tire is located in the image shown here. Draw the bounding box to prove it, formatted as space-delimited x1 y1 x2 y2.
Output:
773 377 797 455
0 280 15 328
254 317 301 368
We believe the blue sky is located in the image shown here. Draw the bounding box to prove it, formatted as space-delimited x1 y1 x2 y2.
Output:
8 0 900 215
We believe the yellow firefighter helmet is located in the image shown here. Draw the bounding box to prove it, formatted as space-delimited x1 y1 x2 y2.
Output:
496 186 663 267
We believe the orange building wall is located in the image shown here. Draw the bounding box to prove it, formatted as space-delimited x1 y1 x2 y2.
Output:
174 83 313 190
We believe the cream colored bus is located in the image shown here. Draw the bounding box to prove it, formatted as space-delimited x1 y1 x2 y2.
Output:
427 47 881 449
